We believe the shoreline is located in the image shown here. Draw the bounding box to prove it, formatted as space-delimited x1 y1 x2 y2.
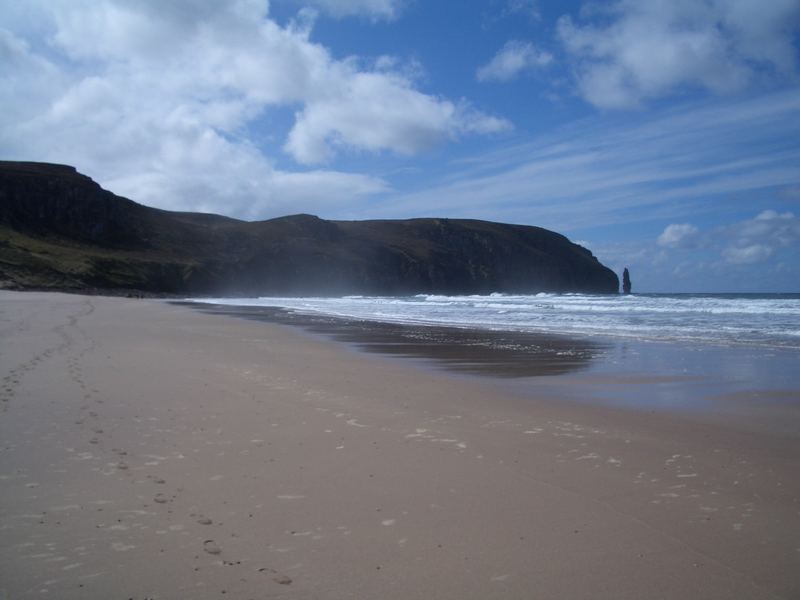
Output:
1 291 798 599
174 301 610 378
180 301 800 435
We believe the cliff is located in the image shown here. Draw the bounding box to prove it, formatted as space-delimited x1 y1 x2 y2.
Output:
0 161 619 295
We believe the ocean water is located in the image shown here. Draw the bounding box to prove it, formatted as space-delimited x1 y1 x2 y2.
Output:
191 293 800 350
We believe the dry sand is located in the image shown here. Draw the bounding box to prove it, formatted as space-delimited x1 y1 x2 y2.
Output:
0 291 798 599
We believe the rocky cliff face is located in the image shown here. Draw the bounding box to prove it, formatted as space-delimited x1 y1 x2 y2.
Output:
0 161 619 295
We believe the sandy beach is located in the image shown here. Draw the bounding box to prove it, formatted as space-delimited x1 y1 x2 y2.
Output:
1 291 798 599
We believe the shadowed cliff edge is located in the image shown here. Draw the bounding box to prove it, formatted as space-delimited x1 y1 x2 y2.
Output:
0 161 619 295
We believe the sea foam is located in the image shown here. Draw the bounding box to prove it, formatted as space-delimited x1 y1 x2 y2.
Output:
190 293 800 349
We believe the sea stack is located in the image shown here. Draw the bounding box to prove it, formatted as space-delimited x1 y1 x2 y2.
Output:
622 268 632 294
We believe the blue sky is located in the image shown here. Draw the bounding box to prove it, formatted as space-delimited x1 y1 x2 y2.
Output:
1 0 799 292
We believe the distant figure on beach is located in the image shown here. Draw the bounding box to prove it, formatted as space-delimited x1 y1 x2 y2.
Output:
622 268 632 294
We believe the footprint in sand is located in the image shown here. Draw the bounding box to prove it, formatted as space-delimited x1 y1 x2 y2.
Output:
259 568 292 585
197 516 213 525
153 494 168 504
203 540 221 554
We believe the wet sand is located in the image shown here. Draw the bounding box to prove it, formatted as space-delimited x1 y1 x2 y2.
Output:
179 302 611 378
1 291 798 599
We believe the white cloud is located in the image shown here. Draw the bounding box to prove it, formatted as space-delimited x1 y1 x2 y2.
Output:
103 144 389 219
0 0 505 218
477 40 553 83
286 69 511 164
725 209 800 252
687 209 800 265
579 208 800 291
655 210 799 267
723 244 774 264
755 209 795 221
597 207 797 284
658 223 699 247
0 28 68 125
557 0 800 108
287 0 406 20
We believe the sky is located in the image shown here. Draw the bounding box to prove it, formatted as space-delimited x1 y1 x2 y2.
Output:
1 0 800 292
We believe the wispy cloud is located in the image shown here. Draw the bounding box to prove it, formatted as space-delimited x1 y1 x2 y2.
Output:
477 40 552 82
374 90 800 232
503 0 540 21
283 0 407 21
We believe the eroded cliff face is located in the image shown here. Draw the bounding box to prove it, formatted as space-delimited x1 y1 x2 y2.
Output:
0 161 619 295
0 163 139 247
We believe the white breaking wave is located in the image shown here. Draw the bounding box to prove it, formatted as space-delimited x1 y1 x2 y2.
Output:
190 293 800 349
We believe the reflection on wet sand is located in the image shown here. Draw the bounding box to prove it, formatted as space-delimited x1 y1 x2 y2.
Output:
178 302 608 378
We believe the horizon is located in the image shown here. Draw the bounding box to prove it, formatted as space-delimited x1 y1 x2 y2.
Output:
2 1 799 293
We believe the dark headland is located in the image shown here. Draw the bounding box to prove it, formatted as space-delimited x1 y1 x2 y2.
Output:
0 161 618 295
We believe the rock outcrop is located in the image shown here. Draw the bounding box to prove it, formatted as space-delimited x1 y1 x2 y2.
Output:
622 268 632 294
0 161 620 295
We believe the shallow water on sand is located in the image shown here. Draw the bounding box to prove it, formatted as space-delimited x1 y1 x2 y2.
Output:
179 301 800 434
